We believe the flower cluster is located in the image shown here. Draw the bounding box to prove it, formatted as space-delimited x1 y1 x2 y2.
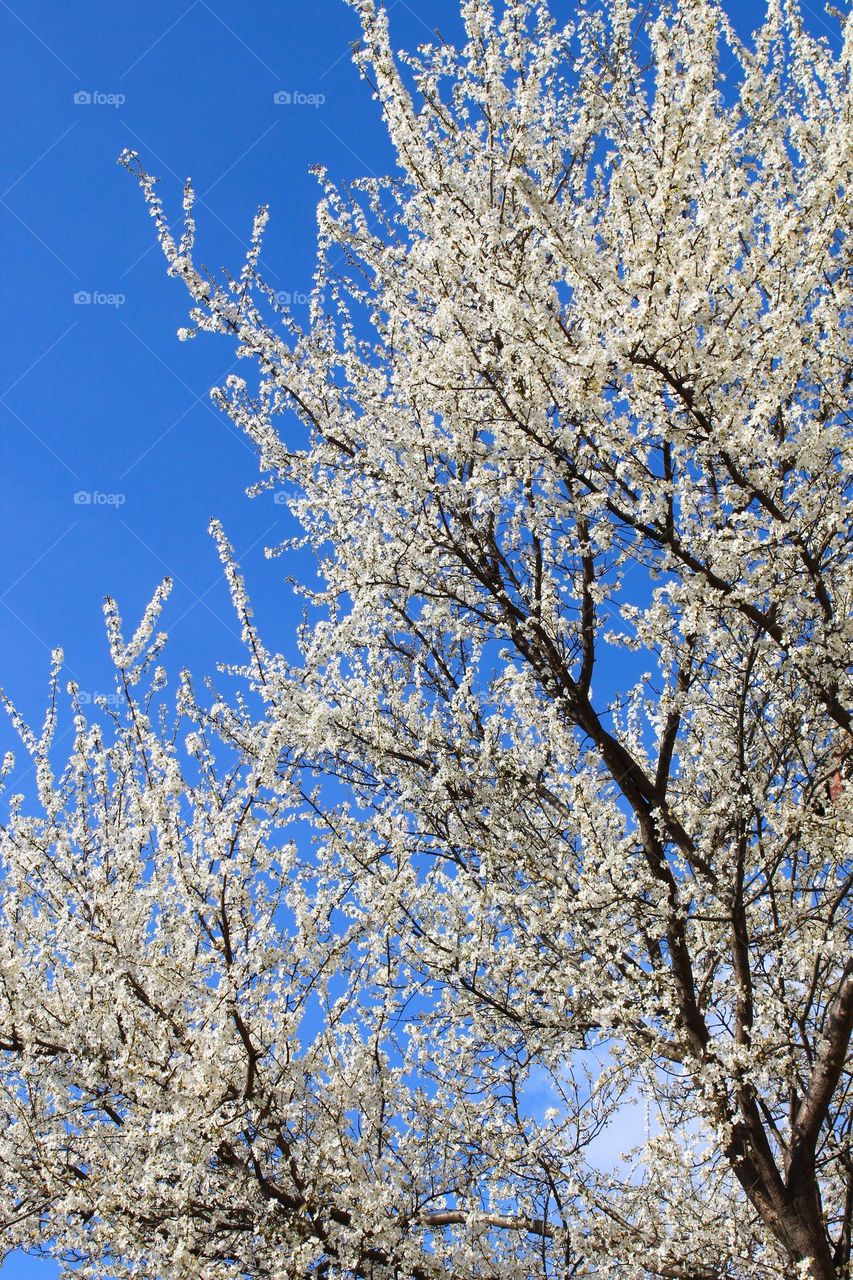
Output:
3 3 851 1278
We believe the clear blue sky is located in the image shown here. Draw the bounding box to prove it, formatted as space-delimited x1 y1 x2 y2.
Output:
0 0 829 1275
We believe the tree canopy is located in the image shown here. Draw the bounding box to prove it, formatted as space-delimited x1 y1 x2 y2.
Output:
1 1 852 1277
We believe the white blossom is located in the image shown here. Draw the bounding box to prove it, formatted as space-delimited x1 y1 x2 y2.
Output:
2 3 852 1279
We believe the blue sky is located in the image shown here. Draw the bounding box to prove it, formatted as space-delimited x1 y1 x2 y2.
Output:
0 0 473 749
0 0 832 1275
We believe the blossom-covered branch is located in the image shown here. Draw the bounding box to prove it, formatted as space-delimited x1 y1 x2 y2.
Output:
2 1 851 1277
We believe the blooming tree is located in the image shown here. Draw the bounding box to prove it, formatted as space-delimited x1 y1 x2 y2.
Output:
2 0 852 1276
